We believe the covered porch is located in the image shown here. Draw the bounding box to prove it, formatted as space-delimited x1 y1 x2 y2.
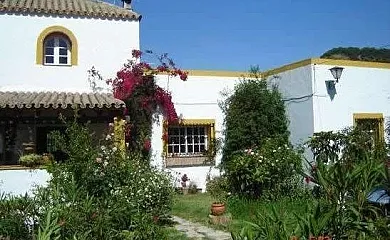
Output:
0 91 125 166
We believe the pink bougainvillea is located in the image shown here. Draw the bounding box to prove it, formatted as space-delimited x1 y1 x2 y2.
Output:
89 50 188 153
108 50 187 124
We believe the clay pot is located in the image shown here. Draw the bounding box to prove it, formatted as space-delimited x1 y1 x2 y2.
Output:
211 203 226 216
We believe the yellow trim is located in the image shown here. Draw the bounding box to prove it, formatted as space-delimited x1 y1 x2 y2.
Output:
113 117 126 158
262 59 313 78
353 113 384 120
263 58 390 78
187 70 247 78
353 113 385 142
178 119 216 125
312 58 390 70
36 25 78 65
159 58 390 79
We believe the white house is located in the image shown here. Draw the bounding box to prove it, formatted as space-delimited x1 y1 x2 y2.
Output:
1 0 389 195
0 0 140 195
152 59 390 190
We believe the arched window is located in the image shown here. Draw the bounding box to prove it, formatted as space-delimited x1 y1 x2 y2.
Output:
44 34 71 65
36 26 78 66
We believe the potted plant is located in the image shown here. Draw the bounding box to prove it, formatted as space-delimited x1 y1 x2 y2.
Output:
181 174 190 194
19 153 43 168
206 176 228 216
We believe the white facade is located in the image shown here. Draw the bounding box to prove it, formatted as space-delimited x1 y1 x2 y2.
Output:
151 59 390 190
312 63 390 133
0 13 139 92
1 4 389 194
0 169 50 196
151 73 241 190
0 6 140 195
268 59 390 139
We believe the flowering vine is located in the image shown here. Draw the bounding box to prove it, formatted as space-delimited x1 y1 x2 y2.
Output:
89 50 188 156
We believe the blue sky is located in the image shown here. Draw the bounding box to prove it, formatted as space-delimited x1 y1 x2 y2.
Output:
109 0 390 71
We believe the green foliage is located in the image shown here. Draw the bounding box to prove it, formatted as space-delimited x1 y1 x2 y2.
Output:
232 206 293 240
220 70 289 163
0 194 36 239
206 176 229 203
236 128 390 239
220 69 294 198
224 137 303 199
304 129 389 239
19 154 45 168
0 120 175 239
321 47 390 63
187 182 198 194
37 210 61 240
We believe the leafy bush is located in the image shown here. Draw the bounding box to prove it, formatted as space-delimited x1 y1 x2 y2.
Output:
220 72 289 164
39 120 174 239
220 70 293 198
0 194 37 239
19 154 44 168
303 128 389 239
224 137 303 199
0 120 174 239
187 182 198 194
235 128 390 239
206 176 229 203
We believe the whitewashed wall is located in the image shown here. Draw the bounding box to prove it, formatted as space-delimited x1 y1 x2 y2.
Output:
267 65 314 147
0 169 50 196
312 64 390 134
151 74 239 191
0 13 139 92
0 13 139 195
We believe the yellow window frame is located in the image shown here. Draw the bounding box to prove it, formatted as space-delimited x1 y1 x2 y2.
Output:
162 119 216 157
353 113 385 143
36 25 78 66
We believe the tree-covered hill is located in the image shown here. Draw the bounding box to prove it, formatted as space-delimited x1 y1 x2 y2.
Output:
321 47 390 63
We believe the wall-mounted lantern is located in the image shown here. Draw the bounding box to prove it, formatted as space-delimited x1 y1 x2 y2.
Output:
329 66 344 83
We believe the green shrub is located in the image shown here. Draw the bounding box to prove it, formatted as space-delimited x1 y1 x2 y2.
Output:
187 182 198 194
19 154 43 168
0 120 175 240
0 194 37 239
235 128 390 239
224 137 303 199
206 175 229 203
220 71 289 164
220 70 292 198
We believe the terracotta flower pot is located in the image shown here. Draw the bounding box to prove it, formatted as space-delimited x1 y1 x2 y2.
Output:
211 203 226 216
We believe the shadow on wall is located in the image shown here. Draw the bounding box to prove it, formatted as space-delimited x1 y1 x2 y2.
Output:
325 80 337 101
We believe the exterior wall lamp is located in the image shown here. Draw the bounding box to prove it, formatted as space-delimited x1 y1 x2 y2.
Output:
329 66 344 83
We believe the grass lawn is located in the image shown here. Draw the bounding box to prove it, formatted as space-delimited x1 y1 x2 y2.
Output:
171 193 312 234
162 227 194 240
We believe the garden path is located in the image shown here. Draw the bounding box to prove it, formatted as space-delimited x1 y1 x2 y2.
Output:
173 216 232 240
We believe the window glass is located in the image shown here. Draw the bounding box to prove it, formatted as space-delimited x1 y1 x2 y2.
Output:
45 38 55 47
167 125 210 156
59 57 68 64
43 35 70 65
45 47 54 55
59 39 68 47
59 48 68 55
45 56 54 64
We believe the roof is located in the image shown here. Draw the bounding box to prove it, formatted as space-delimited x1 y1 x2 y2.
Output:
184 58 390 78
0 91 125 109
0 0 141 20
